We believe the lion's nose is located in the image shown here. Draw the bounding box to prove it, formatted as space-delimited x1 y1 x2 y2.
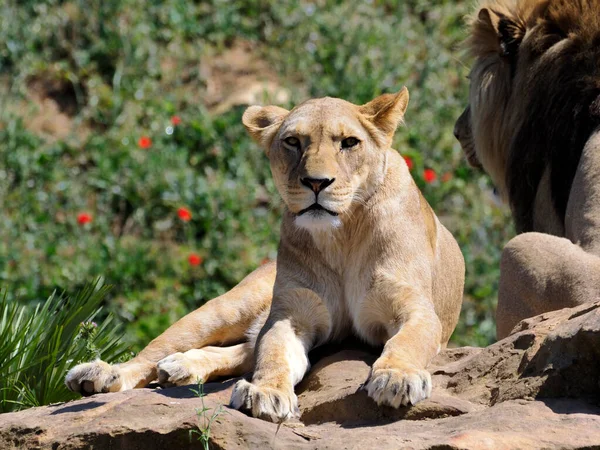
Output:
301 177 335 194
453 124 461 141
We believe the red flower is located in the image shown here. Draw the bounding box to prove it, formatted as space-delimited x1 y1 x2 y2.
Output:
138 136 152 149
177 207 192 222
170 115 182 126
423 168 437 183
441 172 453 183
260 257 271 266
188 253 203 266
403 155 414 170
77 212 93 225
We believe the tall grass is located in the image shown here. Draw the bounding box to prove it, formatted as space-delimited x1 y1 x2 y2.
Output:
0 279 128 413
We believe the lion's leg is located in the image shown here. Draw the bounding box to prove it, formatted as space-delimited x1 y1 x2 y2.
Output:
497 132 600 339
230 288 331 422
65 262 276 396
565 129 600 256
497 233 600 339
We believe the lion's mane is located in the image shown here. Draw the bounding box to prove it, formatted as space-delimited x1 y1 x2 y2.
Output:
468 0 600 233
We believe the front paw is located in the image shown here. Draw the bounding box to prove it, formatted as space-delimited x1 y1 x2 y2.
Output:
65 360 121 396
365 366 432 408
157 353 199 387
230 379 299 422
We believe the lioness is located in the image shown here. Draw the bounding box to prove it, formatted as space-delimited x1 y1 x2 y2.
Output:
454 0 600 338
66 89 465 422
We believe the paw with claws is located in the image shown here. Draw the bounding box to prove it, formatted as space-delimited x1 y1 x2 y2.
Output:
157 352 204 387
365 366 432 408
230 379 299 422
65 360 122 396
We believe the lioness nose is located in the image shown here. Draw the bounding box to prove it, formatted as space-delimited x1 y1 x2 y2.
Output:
301 177 335 194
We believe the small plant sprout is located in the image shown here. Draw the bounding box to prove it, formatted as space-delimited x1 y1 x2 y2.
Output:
189 378 229 450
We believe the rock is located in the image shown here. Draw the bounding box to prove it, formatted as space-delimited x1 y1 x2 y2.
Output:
2 302 600 449
431 301 600 405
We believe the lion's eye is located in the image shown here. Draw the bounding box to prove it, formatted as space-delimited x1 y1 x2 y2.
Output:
283 136 300 148
341 137 360 149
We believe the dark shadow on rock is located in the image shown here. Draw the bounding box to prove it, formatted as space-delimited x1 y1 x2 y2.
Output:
540 398 600 415
301 387 413 427
307 336 382 366
154 378 238 399
80 427 203 450
304 389 472 428
51 401 107 415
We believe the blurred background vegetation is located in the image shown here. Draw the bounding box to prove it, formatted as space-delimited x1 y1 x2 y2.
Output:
0 0 514 410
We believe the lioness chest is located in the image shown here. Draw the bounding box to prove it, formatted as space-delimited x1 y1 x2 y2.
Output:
308 222 409 346
278 170 433 347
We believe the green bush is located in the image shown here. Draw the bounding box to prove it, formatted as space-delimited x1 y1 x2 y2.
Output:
0 0 514 359
0 279 128 413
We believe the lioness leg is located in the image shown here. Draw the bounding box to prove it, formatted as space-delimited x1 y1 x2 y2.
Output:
156 342 255 387
66 262 276 396
230 288 331 422
497 234 600 338
365 296 442 408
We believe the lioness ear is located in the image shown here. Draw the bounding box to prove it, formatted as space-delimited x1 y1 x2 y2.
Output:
242 105 290 149
359 87 409 140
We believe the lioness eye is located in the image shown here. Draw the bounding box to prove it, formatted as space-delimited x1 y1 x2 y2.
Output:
284 136 300 148
341 137 359 149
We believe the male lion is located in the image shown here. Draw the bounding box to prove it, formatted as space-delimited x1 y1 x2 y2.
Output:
454 0 600 339
66 89 465 422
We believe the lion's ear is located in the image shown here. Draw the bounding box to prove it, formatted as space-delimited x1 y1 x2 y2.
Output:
478 8 500 34
497 16 524 58
475 8 524 58
242 105 289 149
359 87 409 141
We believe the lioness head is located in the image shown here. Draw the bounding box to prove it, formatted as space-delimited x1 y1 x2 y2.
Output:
243 88 409 232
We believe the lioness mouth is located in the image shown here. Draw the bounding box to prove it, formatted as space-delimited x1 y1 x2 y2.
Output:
298 203 338 217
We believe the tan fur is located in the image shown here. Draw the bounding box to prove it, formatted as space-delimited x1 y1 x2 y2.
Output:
455 0 600 339
66 90 464 423
231 89 464 421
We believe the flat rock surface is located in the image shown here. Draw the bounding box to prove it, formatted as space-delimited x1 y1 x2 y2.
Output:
2 302 600 449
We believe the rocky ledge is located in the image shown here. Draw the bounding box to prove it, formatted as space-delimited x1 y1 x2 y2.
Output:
2 302 600 449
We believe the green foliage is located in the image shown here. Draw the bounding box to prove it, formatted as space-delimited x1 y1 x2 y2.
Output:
189 379 228 450
0 280 128 413
0 0 514 358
